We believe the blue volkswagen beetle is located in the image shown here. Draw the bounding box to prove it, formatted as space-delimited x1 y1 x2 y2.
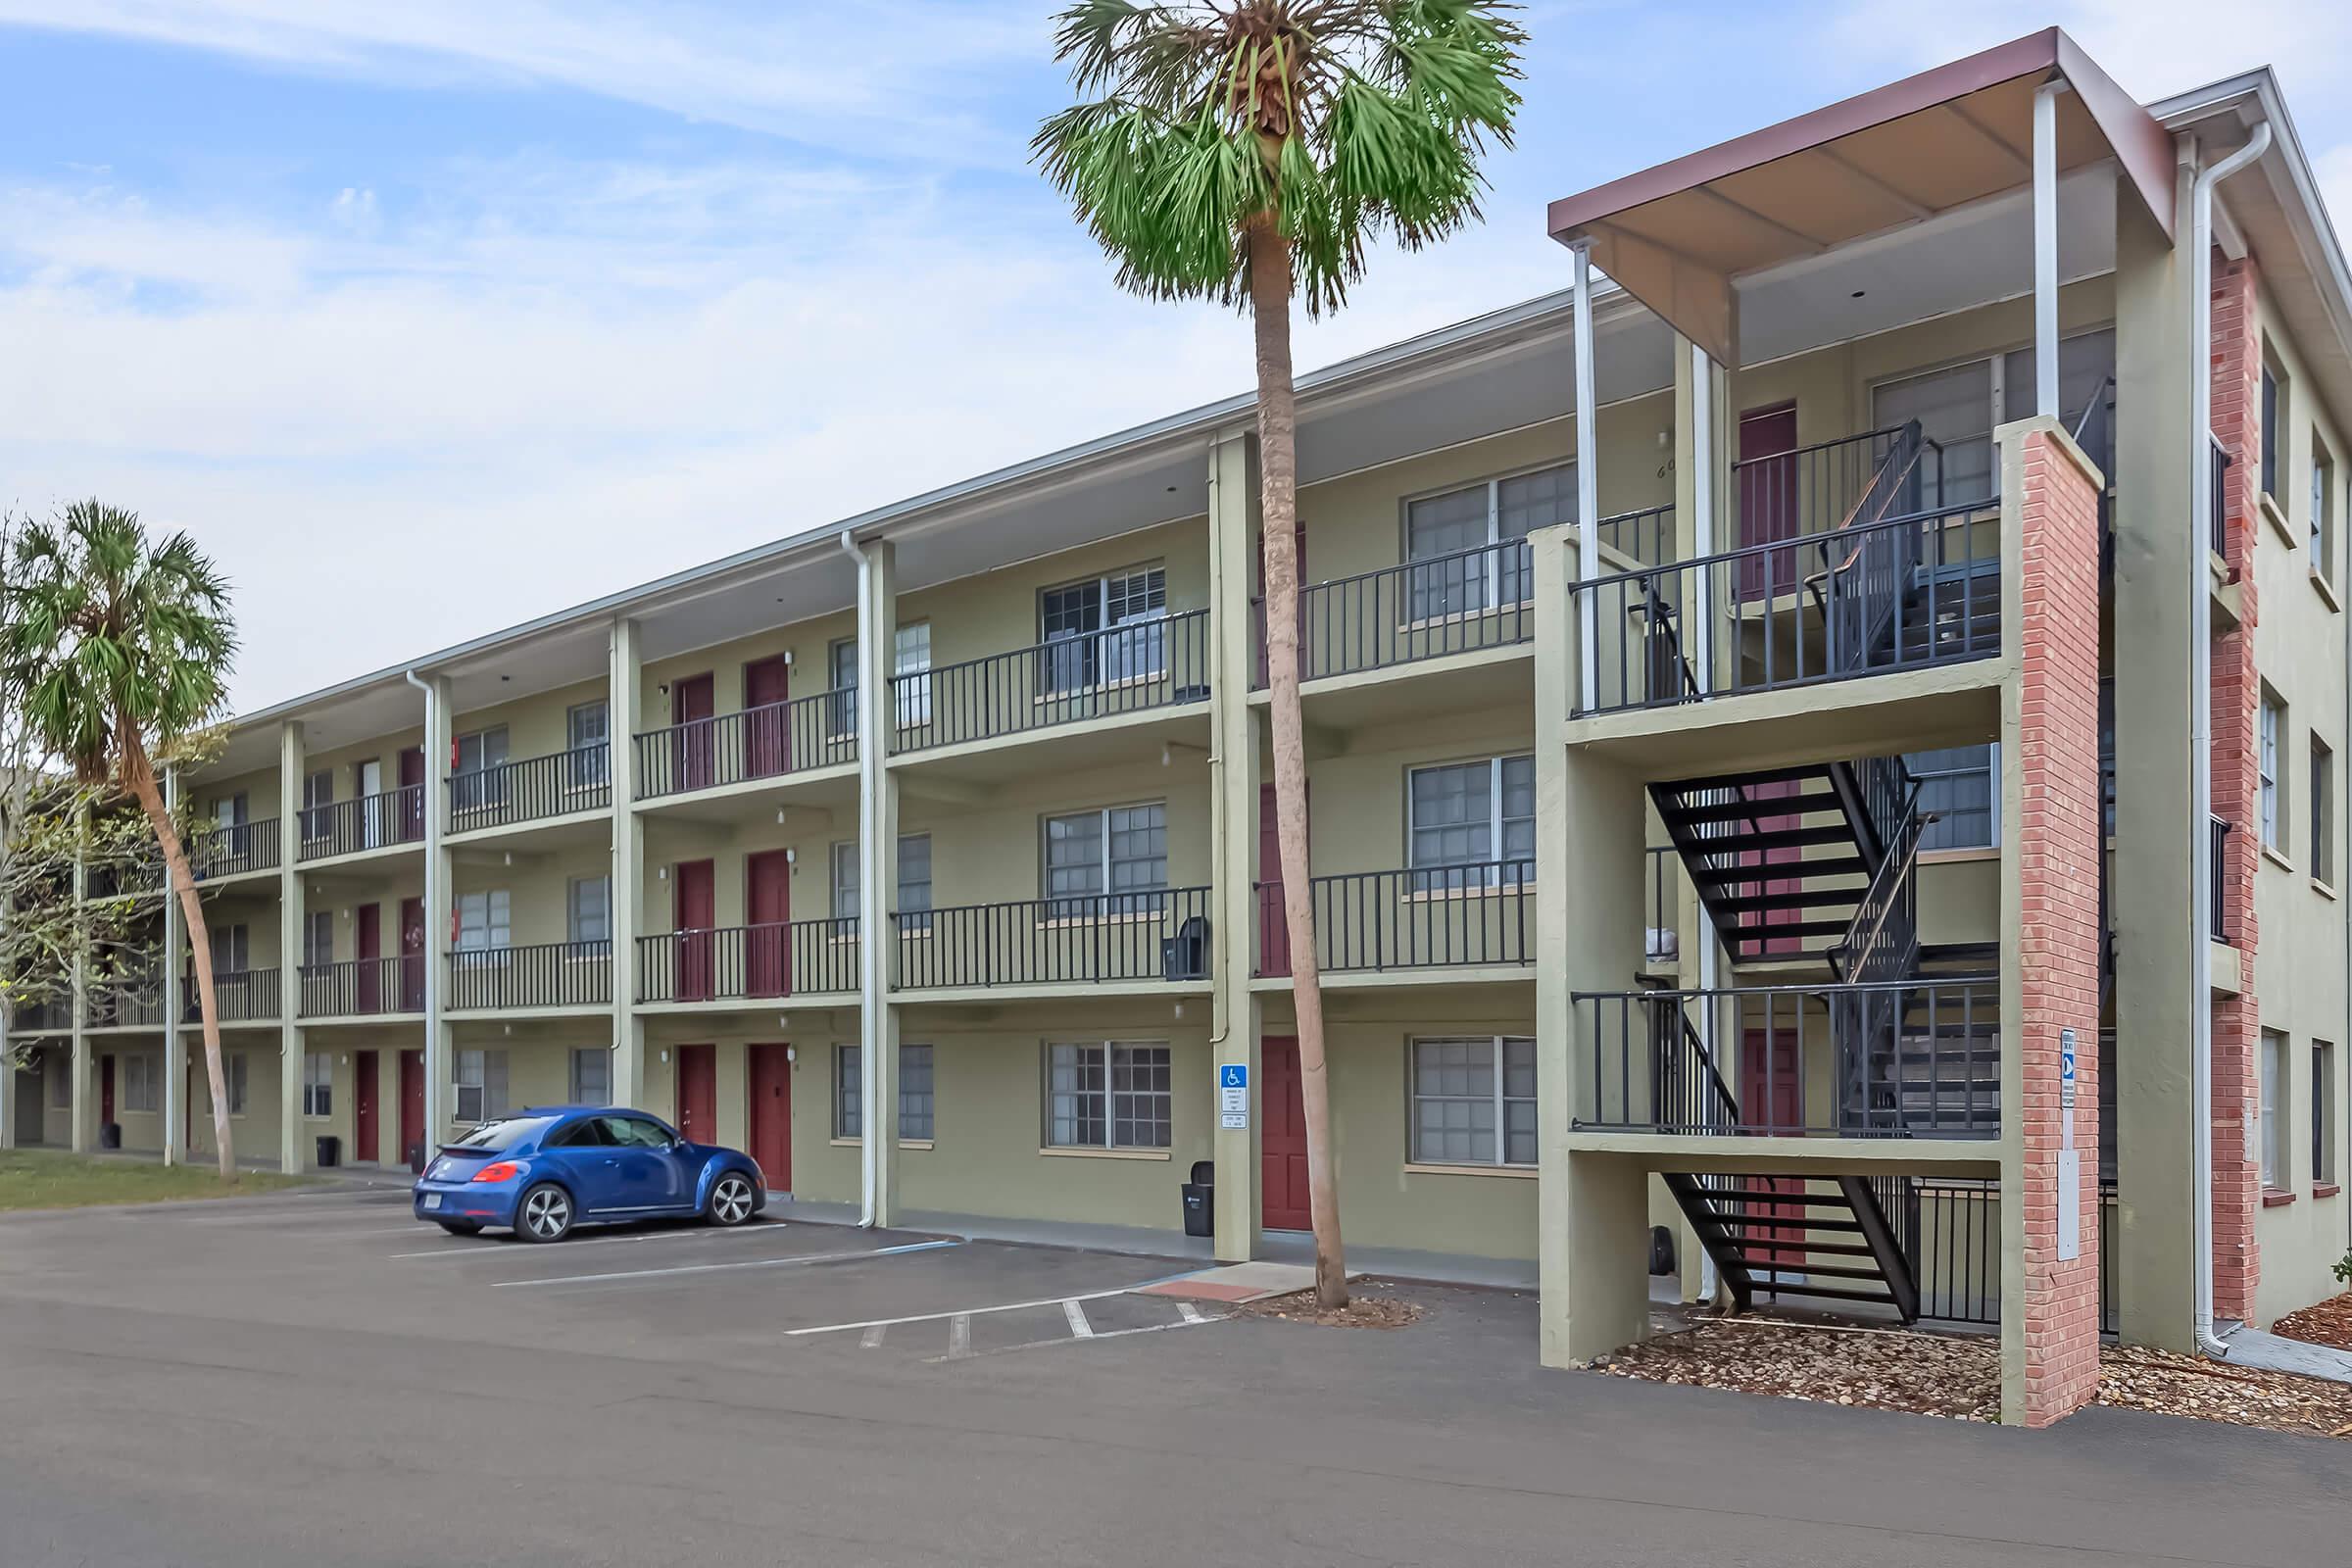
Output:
412 1106 767 1242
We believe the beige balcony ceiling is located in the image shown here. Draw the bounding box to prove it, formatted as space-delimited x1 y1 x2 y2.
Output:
1545 27 2174 364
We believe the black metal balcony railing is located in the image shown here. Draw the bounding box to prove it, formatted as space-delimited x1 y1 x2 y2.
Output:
1595 503 1676 568
894 610 1210 754
1645 846 1677 964
1572 977 2000 1138
1259 862 1533 975
1574 499 2000 715
446 941 612 1010
896 890 1210 990
85 855 165 900
635 919 858 1004
192 819 278 879
298 786 424 861
85 979 164 1029
2209 814 2232 944
1908 1178 2120 1334
1253 540 1531 688
182 968 281 1024
449 745 611 832
299 956 425 1018
634 693 855 802
9 997 72 1033
1735 424 1933 597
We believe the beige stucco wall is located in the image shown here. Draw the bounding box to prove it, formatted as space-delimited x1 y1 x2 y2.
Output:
2246 276 2352 1322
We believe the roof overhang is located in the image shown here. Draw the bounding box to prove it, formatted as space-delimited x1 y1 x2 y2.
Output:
1544 27 2173 364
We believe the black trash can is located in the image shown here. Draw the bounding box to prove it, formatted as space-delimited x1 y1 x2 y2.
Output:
100 1121 122 1151
316 1135 341 1169
407 1140 426 1175
1180 1158 1214 1238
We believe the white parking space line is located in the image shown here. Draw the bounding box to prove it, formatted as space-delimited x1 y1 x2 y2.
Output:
921 1307 1230 1364
784 1272 1194 1338
1062 1299 1094 1339
947 1314 972 1358
859 1324 887 1349
490 1238 957 1290
1178 1302 1204 1323
386 1220 794 1260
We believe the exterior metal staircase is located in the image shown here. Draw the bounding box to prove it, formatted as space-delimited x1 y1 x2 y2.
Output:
1664 1172 1923 1322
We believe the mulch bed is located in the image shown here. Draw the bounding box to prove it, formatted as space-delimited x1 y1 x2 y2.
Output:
2271 1291 2352 1352
1243 1286 1424 1330
1592 1316 2352 1438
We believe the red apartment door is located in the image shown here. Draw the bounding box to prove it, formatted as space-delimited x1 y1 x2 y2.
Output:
675 1045 717 1145
672 673 715 792
354 1050 379 1163
355 904 382 1013
1740 1028 1806 1275
398 1049 425 1167
674 859 715 1001
744 656 791 778
397 746 426 842
746 850 792 998
1260 1036 1311 1231
399 897 426 1012
1738 404 1801 598
748 1044 792 1192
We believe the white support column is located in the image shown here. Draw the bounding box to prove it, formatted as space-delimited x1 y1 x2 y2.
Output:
849 536 902 1227
2033 78 2068 419
161 765 186 1166
1207 429 1263 1261
278 720 308 1174
1571 238 1601 714
609 615 648 1110
422 675 454 1144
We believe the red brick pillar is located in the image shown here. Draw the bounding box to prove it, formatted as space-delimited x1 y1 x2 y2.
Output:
2013 424 2104 1426
2207 256 2264 1321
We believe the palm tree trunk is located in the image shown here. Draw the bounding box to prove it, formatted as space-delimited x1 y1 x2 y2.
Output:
121 743 233 1179
1249 217 1347 1310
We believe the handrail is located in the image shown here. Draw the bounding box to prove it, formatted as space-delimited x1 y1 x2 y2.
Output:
1732 422 1912 471
448 744 611 830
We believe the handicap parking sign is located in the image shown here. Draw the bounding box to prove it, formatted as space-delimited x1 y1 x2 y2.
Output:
1219 1064 1249 1128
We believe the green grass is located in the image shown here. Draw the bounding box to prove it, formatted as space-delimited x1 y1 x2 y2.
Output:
0 1148 314 1211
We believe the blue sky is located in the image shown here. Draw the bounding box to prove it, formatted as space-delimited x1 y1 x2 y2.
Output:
2 1 2346 709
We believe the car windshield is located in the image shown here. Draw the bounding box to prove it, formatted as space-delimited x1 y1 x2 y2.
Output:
451 1115 562 1152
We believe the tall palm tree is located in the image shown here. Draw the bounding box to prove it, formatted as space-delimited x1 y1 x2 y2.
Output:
5 502 239 1176
1036 0 1524 1307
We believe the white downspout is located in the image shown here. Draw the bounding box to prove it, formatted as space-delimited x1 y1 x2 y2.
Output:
2189 122 2272 1359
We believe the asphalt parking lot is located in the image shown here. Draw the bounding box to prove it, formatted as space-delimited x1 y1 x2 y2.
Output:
4 1183 2349 1567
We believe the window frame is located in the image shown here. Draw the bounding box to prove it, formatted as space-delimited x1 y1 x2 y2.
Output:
1041 802 1168 915
2260 1029 2287 1190
301 767 335 841
2312 736 2335 888
451 725 512 813
1866 327 2118 510
2260 358 2282 501
566 876 612 947
455 888 513 956
1038 564 1169 694
225 1052 249 1117
453 1048 508 1126
833 1041 936 1142
2259 693 2284 852
2314 1041 2337 1190
1043 1040 1171 1152
303 1052 333 1119
1909 745 2001 853
122 1050 158 1114
1408 1035 1538 1168
1404 755 1535 889
303 909 333 969
566 700 611 789
1397 459 1571 619
569 1047 612 1107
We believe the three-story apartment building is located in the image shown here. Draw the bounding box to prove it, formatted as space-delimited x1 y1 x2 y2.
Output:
7 28 2348 1428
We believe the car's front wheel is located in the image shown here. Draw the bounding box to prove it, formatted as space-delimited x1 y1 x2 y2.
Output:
705 1172 757 1228
436 1219 482 1237
514 1183 574 1244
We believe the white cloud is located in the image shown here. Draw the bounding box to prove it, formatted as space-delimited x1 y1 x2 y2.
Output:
0 0 1050 166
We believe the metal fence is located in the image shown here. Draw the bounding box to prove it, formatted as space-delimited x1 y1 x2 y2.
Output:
447 942 612 1010
191 818 278 878
894 610 1210 753
450 745 611 830
1265 861 1535 975
635 919 859 1003
298 956 424 1018
298 787 424 860
634 694 854 801
897 890 1211 989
